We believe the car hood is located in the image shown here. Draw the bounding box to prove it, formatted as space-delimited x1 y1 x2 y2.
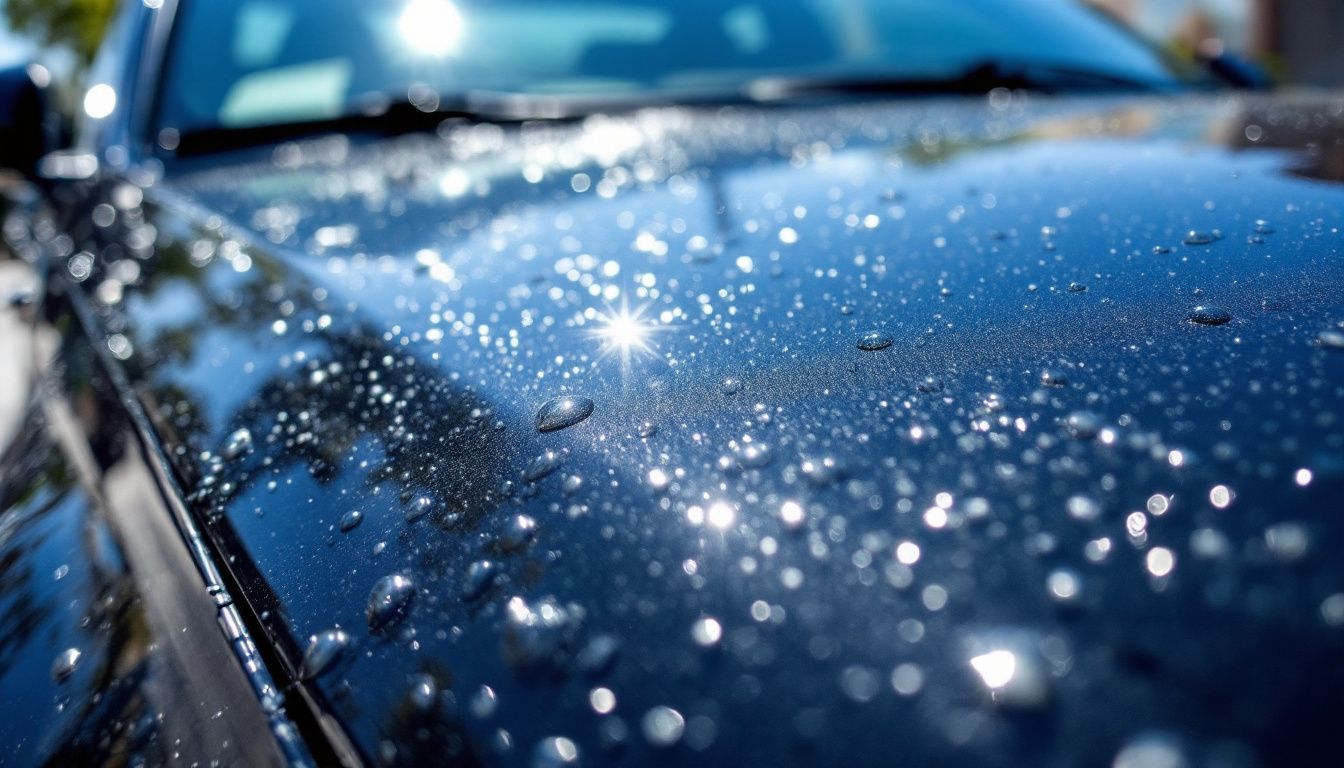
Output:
92 92 1344 766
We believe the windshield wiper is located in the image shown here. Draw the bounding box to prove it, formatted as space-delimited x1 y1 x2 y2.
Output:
743 59 1173 102
171 92 580 157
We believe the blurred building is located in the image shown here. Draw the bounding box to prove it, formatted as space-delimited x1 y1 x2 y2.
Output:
1091 0 1344 87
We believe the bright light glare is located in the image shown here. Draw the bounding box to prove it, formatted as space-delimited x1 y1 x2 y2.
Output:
591 303 666 367
398 0 463 57
84 84 117 119
970 650 1017 690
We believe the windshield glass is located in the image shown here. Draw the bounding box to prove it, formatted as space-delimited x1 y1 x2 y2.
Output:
157 0 1180 136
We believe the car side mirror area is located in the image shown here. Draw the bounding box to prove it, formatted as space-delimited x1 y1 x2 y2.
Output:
0 63 57 179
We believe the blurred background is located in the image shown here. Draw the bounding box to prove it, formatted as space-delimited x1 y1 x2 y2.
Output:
0 0 1340 98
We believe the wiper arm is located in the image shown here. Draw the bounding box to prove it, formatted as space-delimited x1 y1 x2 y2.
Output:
171 91 577 157
744 59 1171 102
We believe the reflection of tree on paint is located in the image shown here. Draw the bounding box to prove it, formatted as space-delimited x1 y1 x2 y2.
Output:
3 0 116 64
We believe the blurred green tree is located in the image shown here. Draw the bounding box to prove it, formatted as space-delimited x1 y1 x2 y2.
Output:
4 0 116 64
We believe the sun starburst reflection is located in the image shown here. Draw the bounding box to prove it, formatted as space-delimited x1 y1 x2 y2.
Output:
589 303 667 368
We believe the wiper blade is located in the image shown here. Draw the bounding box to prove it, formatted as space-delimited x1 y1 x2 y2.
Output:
744 59 1171 101
171 91 577 157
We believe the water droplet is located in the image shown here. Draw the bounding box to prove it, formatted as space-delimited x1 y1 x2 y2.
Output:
1066 495 1101 521
1317 330 1344 350
1182 229 1220 246
1187 306 1231 326
1264 521 1309 562
690 617 723 648
222 427 253 460
1046 569 1081 602
300 629 350 679
800 456 843 485
839 665 881 703
1039 369 1069 387
647 468 671 492
1253 219 1275 234
576 633 621 675
638 421 658 438
1066 282 1087 293
1065 411 1103 440
1113 734 1189 768
536 397 595 432
916 376 944 394
339 509 363 532
719 377 744 395
524 451 562 482
404 496 433 523
500 514 538 551
967 636 1052 709
732 441 773 469
51 648 81 682
502 596 582 671
890 663 924 696
407 673 442 713
856 332 893 351
463 559 499 600
642 706 685 747
531 736 580 768
367 574 415 630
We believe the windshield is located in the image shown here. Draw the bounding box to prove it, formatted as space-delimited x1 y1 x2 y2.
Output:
157 0 1181 137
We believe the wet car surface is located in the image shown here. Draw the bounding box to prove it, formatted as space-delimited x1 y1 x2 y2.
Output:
12 91 1340 766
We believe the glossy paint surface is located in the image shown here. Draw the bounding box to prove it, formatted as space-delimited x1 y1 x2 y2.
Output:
14 92 1344 766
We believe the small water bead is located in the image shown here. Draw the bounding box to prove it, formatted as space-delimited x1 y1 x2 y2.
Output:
1066 282 1088 293
1253 219 1275 234
1039 369 1069 387
1064 411 1103 440
1151 245 1172 255
1112 735 1189 768
732 441 773 469
1046 569 1081 602
51 648 81 682
1066 494 1101 521
576 633 621 676
339 509 363 532
1317 330 1344 350
463 559 499 600
800 456 843 485
536 396 594 432
222 427 253 460
839 666 881 703
856 331 893 351
367 573 415 630
642 706 686 747
637 421 658 438
524 451 562 482
915 376 944 394
300 629 350 679
690 617 723 648
890 663 924 696
469 685 499 719
502 596 582 671
1182 229 1221 246
500 515 538 551
404 496 433 523
407 673 443 713
966 637 1052 709
531 737 580 768
719 377 744 395
1264 522 1309 562
1187 306 1232 326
